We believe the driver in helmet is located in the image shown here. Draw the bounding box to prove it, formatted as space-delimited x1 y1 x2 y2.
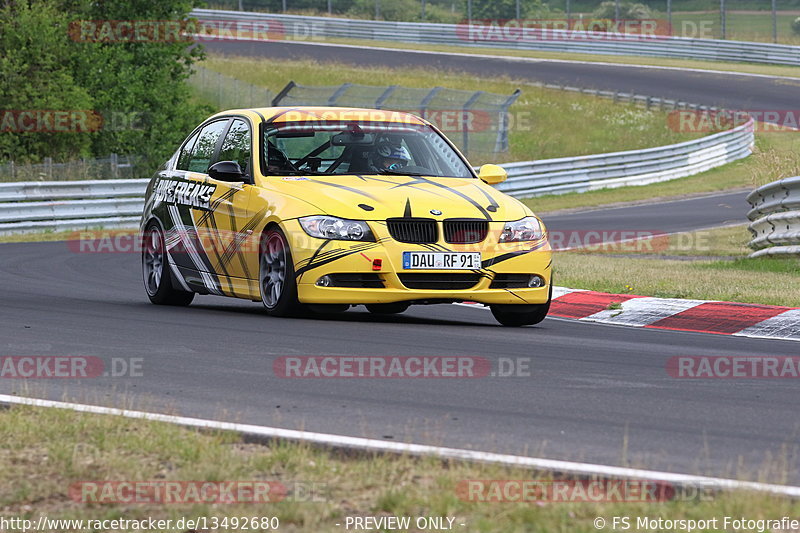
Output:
370 142 412 172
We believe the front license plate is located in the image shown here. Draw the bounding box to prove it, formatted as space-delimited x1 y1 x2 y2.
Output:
402 252 482 270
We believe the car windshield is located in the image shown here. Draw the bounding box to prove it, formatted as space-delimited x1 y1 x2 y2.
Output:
261 120 474 179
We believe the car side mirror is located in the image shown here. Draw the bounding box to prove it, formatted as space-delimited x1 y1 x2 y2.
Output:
208 161 246 182
478 164 507 185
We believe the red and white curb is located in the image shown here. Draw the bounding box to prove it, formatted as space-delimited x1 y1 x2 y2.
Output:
551 287 800 340
464 288 800 341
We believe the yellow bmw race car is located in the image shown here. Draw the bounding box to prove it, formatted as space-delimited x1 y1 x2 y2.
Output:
140 107 552 326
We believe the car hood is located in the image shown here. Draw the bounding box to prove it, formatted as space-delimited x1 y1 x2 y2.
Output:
273 174 532 221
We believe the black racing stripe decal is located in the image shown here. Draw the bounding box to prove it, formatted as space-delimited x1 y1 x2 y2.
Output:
200 210 236 295
294 238 391 274
381 177 452 199
197 187 239 226
307 179 379 200
504 289 528 302
482 240 548 268
216 206 270 280
393 176 492 220
473 184 500 211
296 239 331 283
403 198 412 218
294 242 382 278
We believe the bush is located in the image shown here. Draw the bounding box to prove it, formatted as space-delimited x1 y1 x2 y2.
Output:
592 1 653 20
347 0 461 22
792 17 800 36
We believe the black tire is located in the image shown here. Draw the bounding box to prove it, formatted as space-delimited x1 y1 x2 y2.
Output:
142 223 194 306
259 227 304 317
490 285 552 327
366 302 410 315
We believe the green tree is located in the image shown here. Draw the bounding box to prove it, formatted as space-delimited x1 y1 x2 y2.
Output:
64 0 210 170
0 1 94 163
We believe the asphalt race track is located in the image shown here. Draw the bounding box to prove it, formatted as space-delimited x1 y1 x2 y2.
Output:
1 238 798 482
540 190 749 243
203 40 800 113
3 45 798 484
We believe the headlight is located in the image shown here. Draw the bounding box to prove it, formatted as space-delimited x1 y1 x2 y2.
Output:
499 217 544 243
299 216 375 241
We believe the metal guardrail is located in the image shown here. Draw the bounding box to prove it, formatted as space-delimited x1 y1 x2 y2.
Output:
191 9 800 67
0 180 145 234
747 176 800 258
0 120 754 234
496 118 754 197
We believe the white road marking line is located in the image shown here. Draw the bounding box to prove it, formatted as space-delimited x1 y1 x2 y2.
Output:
1 394 798 497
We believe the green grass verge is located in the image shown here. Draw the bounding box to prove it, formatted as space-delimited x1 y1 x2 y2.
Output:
201 55 698 166
555 225 800 307
2 405 798 532
529 130 800 214
0 231 83 244
274 35 800 80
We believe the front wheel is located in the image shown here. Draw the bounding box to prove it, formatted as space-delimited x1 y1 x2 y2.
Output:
259 227 303 317
142 223 194 306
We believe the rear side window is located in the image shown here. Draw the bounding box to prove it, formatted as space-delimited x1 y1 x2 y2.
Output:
217 119 252 176
186 120 229 174
175 131 199 171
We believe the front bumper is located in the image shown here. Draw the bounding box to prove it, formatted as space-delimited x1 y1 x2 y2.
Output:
287 219 553 306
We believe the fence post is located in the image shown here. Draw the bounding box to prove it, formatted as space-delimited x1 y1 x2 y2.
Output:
419 87 443 121
110 153 119 179
327 83 353 106
217 71 223 108
461 91 484 157
272 81 297 106
494 89 521 153
374 85 398 109
45 157 53 180
9 160 14 181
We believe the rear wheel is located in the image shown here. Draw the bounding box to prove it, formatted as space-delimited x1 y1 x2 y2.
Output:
490 285 551 327
142 223 194 306
259 227 303 317
366 303 410 315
